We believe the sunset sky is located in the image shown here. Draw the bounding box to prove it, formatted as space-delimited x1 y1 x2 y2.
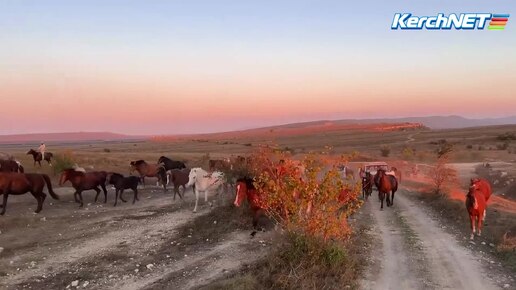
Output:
1 1 515 135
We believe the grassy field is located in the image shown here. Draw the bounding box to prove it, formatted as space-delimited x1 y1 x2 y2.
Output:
2 124 515 179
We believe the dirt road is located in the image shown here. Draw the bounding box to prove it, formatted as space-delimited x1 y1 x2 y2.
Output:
360 190 514 290
0 186 271 289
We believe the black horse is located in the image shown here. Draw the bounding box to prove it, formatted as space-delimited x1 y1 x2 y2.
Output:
108 173 139 206
27 149 53 167
158 156 186 171
362 172 373 200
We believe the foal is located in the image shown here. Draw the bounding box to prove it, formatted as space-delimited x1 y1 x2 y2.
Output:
108 173 139 206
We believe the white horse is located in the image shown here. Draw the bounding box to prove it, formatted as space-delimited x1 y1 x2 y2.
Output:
187 167 225 212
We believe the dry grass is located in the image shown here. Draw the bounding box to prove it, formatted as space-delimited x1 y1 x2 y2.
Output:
404 179 516 273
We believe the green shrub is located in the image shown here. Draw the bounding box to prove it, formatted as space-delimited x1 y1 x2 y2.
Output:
53 151 76 175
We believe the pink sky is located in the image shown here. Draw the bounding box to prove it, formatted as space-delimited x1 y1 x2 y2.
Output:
1 2 515 135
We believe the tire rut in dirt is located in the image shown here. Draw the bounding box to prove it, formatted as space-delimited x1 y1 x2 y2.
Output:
362 196 435 290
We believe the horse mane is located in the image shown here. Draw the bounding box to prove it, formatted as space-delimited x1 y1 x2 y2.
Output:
62 168 85 176
158 156 170 162
111 172 123 178
237 177 255 189
132 160 147 166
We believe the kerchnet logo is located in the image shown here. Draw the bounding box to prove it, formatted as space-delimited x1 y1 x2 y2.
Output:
391 13 510 30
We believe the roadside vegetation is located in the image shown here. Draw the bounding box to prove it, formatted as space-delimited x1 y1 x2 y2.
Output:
202 148 366 289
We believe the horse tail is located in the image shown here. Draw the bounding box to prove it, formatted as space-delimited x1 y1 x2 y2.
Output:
42 174 60 200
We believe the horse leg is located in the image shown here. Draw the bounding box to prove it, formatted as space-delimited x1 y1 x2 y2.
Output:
391 190 396 206
378 192 384 210
132 188 138 204
119 189 127 203
469 215 476 240
483 209 487 223
114 189 119 207
74 191 80 203
0 192 9 215
477 215 482 237
94 187 101 203
101 184 108 203
31 191 45 213
193 189 199 213
206 190 213 208
78 190 84 207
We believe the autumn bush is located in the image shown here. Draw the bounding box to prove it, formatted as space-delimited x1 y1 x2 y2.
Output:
247 147 362 241
227 147 363 288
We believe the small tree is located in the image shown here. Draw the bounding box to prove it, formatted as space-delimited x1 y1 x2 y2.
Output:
436 141 453 158
429 154 457 195
380 145 391 157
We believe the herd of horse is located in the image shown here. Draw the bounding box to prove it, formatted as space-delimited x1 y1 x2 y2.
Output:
0 150 493 240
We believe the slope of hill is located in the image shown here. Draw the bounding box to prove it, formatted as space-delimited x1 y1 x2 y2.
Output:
0 132 142 144
152 122 427 141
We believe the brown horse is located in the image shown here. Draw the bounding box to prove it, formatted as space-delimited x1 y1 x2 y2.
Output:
167 168 192 200
27 149 53 167
361 172 373 200
470 178 492 222
0 172 59 215
466 186 487 240
234 177 265 236
375 169 398 210
107 173 139 206
0 159 24 173
59 169 108 207
129 160 167 191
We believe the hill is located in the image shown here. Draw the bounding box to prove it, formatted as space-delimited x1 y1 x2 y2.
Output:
0 132 141 144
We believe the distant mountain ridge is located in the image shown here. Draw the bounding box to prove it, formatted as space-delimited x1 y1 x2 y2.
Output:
0 132 142 144
265 115 516 130
1 115 514 143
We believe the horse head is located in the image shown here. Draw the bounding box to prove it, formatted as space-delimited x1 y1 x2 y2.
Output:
158 156 167 164
234 177 254 207
59 168 75 186
26 149 36 156
187 167 200 187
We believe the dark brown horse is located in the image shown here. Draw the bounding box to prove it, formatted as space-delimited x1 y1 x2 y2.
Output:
27 149 53 167
59 169 108 207
107 173 139 206
361 172 373 200
375 169 398 210
167 168 192 200
158 156 186 171
0 159 24 173
129 160 167 191
0 172 59 215
466 186 487 240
